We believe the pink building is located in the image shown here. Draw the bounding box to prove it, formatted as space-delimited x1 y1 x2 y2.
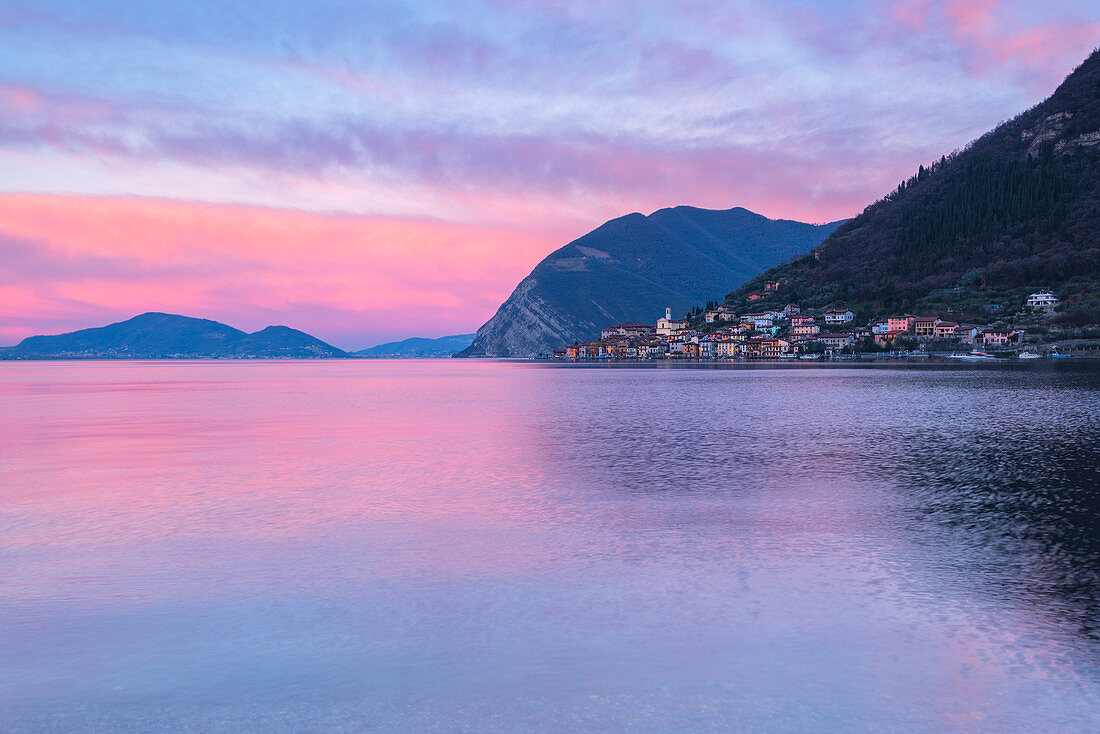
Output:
980 329 1021 346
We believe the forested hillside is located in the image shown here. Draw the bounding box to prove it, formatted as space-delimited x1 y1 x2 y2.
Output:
724 48 1100 322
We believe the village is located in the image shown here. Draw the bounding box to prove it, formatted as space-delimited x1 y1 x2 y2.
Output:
549 287 1068 361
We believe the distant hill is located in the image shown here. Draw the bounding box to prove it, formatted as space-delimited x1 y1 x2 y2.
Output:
356 333 475 358
1 312 347 359
723 48 1100 323
457 206 843 357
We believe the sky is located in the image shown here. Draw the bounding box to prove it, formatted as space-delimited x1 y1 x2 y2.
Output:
1 1 1098 349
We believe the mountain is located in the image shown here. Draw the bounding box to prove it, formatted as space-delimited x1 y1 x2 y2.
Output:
1 312 347 359
356 333 476 358
722 48 1100 322
457 206 843 357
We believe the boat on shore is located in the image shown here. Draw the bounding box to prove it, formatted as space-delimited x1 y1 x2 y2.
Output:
948 350 999 361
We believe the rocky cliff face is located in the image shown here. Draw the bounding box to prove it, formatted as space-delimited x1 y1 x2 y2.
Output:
460 276 598 358
456 206 843 357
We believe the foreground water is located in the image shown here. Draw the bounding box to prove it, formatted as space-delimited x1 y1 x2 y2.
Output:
2 360 1099 732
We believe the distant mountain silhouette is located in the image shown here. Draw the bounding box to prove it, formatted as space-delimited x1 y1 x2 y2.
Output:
1 312 347 359
357 333 475 358
457 206 843 357
723 48 1100 322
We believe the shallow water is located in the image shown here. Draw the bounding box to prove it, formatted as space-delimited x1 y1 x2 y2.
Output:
2 360 1099 732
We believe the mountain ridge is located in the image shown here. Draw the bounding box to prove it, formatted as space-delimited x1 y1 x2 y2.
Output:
2 312 347 359
357 333 475 358
457 205 844 357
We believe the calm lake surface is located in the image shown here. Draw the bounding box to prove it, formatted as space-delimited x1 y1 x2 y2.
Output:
2 360 1099 732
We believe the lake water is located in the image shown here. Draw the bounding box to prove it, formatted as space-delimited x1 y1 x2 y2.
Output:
2 360 1099 732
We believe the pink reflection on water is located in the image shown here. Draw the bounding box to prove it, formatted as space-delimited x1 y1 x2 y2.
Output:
2 360 1098 730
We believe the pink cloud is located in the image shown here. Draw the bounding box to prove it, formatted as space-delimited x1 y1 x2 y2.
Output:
943 0 998 32
893 0 1100 90
0 195 561 348
0 84 42 112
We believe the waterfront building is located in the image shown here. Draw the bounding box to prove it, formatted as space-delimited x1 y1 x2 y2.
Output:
980 328 1022 346
715 340 740 358
818 332 855 350
580 341 607 358
874 329 909 346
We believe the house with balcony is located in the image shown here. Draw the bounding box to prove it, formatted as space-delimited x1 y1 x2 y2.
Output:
717 306 740 322
761 338 789 358
913 317 942 337
715 340 740 358
580 341 608 358
979 328 1022 346
742 312 774 329
824 308 855 324
637 341 667 359
1026 290 1059 312
954 325 980 344
933 321 959 338
887 315 915 333
818 332 855 350
790 320 820 337
744 336 788 358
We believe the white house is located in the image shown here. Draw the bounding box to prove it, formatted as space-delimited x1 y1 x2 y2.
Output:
1026 290 1059 311
824 308 855 324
